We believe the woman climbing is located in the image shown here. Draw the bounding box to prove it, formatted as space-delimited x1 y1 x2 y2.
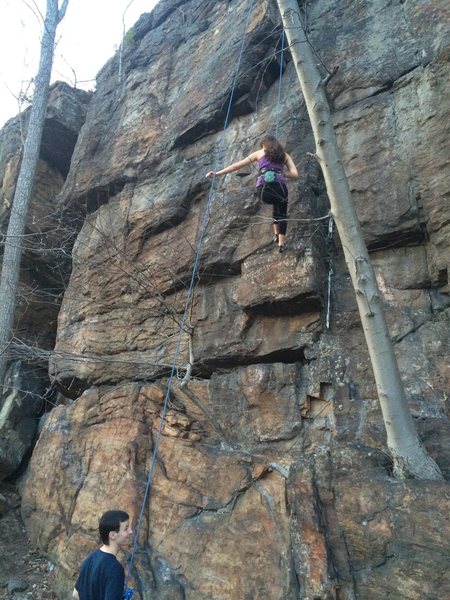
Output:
206 135 298 252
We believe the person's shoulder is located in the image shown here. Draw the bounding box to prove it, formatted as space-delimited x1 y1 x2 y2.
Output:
98 550 123 570
83 549 117 566
79 548 101 570
97 549 120 561
250 149 264 161
83 548 101 560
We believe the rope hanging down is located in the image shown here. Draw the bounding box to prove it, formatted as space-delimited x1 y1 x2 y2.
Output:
325 216 334 329
126 0 256 584
275 28 285 139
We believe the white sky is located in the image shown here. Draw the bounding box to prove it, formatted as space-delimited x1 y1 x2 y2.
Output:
0 0 160 128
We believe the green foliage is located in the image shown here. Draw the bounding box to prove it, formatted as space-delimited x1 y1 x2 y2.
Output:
124 27 136 47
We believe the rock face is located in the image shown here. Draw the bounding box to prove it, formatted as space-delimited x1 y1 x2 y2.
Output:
0 82 91 479
288 446 450 600
4 0 449 599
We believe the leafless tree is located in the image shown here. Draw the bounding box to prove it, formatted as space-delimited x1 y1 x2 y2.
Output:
276 0 442 480
0 0 70 395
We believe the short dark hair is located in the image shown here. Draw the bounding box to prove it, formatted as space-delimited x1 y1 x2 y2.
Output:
99 510 129 545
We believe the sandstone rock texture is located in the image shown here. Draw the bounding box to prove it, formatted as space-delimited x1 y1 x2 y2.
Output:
0 83 91 478
3 0 448 599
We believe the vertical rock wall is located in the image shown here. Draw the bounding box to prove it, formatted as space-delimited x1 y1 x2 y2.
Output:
13 1 450 599
0 83 91 479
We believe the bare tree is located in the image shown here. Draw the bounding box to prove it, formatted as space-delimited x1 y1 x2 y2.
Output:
0 0 69 394
276 0 442 480
118 0 138 85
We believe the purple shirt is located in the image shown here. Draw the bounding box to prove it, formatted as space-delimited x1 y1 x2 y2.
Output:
256 155 287 187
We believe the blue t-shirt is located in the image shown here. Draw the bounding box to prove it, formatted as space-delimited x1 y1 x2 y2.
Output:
75 549 124 600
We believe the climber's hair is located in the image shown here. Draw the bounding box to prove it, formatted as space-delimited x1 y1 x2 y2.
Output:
261 135 286 164
99 510 129 545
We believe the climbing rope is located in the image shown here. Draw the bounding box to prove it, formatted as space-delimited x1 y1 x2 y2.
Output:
126 0 256 584
325 216 334 329
275 29 285 139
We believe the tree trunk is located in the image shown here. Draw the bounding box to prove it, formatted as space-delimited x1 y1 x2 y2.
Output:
0 0 69 395
276 0 442 480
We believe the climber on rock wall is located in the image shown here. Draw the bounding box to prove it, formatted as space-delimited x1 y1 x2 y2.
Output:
206 135 299 253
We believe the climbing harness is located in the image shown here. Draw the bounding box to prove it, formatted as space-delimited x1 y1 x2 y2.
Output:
125 2 334 588
125 0 257 586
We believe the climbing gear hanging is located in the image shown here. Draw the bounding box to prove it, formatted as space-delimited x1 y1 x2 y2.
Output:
326 216 334 329
261 169 279 183
125 0 257 587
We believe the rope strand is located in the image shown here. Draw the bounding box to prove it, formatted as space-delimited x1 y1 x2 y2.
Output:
126 0 256 583
275 29 285 139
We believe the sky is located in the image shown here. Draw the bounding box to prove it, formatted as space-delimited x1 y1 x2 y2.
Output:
0 0 160 128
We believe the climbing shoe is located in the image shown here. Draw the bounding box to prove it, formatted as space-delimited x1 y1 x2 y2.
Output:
279 243 287 253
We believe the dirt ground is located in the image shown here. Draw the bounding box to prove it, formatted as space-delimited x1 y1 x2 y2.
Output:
0 483 58 600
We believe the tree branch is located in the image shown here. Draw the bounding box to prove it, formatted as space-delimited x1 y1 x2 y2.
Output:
58 0 69 23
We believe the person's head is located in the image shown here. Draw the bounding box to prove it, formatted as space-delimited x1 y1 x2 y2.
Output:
99 510 132 546
260 135 286 163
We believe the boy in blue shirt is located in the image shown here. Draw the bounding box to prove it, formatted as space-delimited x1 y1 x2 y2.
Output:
73 510 133 600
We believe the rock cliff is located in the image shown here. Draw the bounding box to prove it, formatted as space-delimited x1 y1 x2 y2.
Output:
1 0 449 599
0 82 91 478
